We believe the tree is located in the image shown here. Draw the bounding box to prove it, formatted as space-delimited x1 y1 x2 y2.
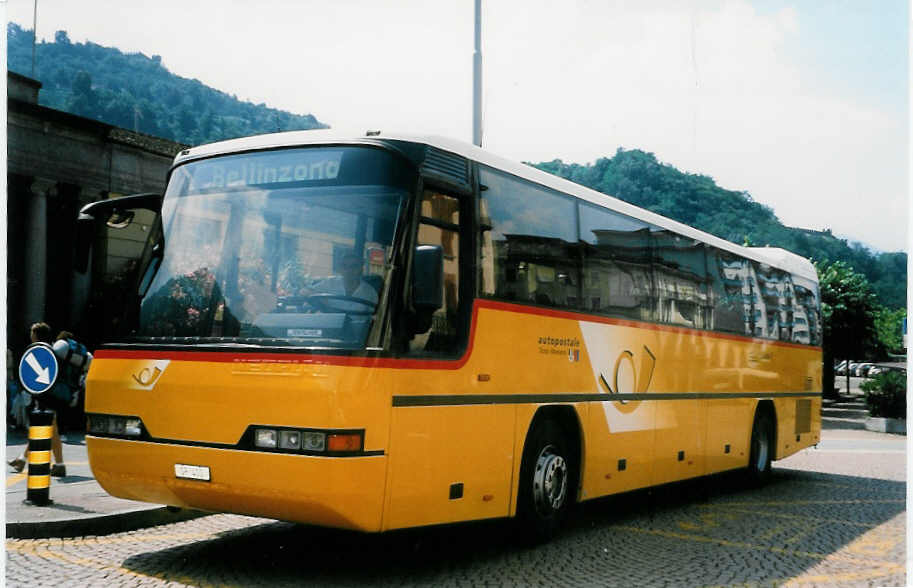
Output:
66 70 98 118
860 370 906 419
874 306 906 356
7 23 326 145
72 69 92 96
816 261 880 398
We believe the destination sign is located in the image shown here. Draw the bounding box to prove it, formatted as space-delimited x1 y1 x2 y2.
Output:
186 149 343 192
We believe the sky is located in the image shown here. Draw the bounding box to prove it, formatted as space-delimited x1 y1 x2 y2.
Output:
4 0 910 252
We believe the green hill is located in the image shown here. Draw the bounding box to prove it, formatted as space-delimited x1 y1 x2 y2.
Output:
534 150 906 309
6 23 327 144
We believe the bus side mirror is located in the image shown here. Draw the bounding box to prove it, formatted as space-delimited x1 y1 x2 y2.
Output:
411 245 443 333
74 213 95 273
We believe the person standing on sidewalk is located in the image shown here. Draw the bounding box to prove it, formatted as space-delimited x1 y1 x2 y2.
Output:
8 322 68 477
50 330 92 428
8 347 31 430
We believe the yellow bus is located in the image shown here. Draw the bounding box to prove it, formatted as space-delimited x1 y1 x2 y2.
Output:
83 131 821 540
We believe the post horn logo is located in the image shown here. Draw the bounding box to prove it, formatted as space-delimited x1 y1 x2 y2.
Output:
131 360 170 390
599 345 655 411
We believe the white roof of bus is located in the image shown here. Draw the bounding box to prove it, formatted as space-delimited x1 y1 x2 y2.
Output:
173 129 818 283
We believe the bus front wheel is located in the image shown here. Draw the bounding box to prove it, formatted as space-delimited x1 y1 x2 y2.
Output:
746 409 773 485
516 419 573 542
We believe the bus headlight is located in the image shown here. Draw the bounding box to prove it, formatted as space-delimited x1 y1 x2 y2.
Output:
279 430 301 450
87 414 144 437
302 431 326 451
256 429 326 451
124 418 143 437
247 427 359 454
109 418 126 435
255 428 278 448
87 414 109 434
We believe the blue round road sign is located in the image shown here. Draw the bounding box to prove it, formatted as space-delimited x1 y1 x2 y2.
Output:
19 342 59 395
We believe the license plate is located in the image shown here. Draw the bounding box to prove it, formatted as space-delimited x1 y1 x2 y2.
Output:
288 328 321 337
174 464 211 481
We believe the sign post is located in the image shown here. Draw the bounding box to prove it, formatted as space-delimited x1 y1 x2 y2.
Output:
18 343 60 506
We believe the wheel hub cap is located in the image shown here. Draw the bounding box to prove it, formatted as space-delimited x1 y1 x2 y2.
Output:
533 446 567 513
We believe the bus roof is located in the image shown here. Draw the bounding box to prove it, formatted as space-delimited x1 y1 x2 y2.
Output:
173 130 818 283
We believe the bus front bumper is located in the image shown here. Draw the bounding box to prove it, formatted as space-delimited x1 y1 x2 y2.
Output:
86 436 387 532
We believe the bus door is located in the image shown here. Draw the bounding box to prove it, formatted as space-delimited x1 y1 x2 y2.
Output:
384 176 514 530
74 193 163 350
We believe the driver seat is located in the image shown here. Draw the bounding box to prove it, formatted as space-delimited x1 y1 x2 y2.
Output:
363 274 383 297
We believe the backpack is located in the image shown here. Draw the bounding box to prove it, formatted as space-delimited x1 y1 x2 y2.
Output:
52 338 92 375
50 338 93 407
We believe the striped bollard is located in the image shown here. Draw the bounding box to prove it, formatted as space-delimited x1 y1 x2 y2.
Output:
24 409 54 506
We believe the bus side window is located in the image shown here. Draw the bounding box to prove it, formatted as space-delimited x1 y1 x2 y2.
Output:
408 190 462 356
478 167 579 308
578 201 653 321
651 227 710 329
706 247 750 335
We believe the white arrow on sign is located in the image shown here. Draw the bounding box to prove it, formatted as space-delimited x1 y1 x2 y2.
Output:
25 352 50 385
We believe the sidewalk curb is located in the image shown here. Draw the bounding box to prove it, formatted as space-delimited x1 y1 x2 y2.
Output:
6 506 210 539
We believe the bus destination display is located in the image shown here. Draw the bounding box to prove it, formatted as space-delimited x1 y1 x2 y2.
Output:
187 149 343 192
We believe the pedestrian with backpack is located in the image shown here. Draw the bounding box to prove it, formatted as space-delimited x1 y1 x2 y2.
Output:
7 323 90 477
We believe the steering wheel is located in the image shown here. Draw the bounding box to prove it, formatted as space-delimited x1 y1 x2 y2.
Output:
305 293 376 315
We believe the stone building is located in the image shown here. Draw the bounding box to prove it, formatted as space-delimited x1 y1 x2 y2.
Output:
7 71 185 355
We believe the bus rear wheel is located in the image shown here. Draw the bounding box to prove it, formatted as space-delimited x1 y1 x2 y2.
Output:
517 419 574 542
746 409 773 485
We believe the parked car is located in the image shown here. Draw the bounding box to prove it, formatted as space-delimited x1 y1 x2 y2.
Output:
855 363 876 377
867 366 883 376
878 364 907 376
834 360 848 375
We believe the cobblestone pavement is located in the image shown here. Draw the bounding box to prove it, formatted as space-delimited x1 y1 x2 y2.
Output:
6 439 905 587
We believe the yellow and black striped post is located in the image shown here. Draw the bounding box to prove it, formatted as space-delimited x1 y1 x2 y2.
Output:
24 409 54 506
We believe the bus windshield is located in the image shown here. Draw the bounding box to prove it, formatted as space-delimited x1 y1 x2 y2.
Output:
127 146 414 349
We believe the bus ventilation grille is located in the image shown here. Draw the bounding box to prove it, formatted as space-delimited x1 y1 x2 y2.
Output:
421 147 470 191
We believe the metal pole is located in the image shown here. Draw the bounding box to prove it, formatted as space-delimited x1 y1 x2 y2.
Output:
472 0 483 147
846 360 850 396
30 0 38 78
